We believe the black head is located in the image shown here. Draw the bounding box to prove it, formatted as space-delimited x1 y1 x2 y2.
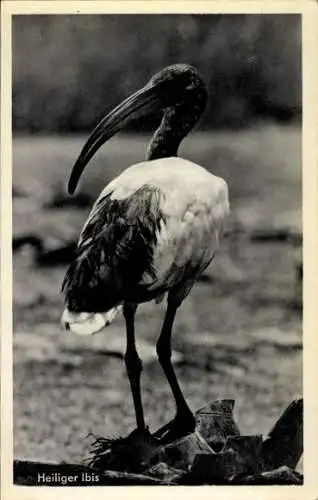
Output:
149 63 207 104
150 64 204 88
68 64 207 195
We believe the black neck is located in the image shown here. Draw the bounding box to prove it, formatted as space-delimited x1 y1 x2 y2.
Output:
147 86 207 160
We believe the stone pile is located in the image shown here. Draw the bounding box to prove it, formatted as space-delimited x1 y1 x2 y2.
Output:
84 398 303 485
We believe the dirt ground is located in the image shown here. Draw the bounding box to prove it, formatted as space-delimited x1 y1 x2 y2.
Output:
12 124 302 464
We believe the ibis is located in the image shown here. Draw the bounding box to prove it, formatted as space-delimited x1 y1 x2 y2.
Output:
61 64 229 442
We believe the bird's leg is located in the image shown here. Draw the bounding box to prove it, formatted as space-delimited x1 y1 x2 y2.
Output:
154 299 196 442
123 301 146 433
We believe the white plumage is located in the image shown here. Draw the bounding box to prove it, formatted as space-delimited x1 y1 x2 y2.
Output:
63 157 229 334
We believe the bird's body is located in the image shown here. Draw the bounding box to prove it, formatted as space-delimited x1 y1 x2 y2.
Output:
61 64 230 441
62 157 229 334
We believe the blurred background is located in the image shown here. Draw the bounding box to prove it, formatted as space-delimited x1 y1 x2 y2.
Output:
12 14 302 464
13 14 301 131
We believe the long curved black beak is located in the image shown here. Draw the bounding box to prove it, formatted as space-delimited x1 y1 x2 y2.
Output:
68 82 162 195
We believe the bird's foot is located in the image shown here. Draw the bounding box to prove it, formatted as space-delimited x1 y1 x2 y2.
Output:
87 426 159 473
126 425 154 442
153 410 196 444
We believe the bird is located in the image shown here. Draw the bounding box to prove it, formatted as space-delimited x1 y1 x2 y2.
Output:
61 64 230 443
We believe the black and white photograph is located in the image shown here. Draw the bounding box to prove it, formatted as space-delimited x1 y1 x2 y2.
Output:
1 2 317 494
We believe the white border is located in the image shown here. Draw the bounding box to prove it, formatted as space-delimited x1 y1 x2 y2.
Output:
1 2 318 500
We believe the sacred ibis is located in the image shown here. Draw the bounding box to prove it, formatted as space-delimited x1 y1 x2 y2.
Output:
61 64 229 442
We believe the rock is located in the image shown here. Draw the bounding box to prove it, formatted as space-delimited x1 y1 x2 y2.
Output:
225 435 263 475
186 451 235 484
261 398 303 470
187 435 263 484
233 465 303 485
154 431 213 471
145 462 184 483
296 454 303 474
195 399 240 450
